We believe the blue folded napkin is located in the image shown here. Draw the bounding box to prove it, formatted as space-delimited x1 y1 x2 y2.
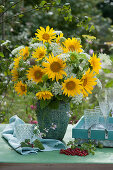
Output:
2 115 66 155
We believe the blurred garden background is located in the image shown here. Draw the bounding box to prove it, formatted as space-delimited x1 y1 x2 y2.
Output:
0 0 113 124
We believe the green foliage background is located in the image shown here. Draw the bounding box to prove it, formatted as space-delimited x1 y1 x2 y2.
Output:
0 0 113 123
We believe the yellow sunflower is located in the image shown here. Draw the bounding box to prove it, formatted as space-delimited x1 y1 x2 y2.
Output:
81 68 97 97
26 65 44 83
13 56 22 69
35 26 56 44
62 38 83 53
36 91 53 100
32 46 46 61
62 77 83 97
56 33 63 44
14 81 27 96
88 53 101 74
19 46 29 60
11 69 18 82
42 54 67 81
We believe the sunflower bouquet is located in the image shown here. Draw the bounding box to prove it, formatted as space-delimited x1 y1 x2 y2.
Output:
11 26 102 109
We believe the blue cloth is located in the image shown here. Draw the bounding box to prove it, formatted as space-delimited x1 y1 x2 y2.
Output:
2 115 66 155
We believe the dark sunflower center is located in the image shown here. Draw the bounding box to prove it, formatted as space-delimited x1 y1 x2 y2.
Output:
42 33 50 40
66 81 76 90
34 70 43 79
83 78 87 86
21 85 26 92
39 52 44 58
50 62 61 72
69 45 75 52
24 52 28 56
23 52 29 60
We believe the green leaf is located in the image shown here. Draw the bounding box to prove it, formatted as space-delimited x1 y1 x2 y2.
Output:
64 16 68 21
11 5 16 9
34 139 45 150
21 142 29 147
42 74 48 81
91 151 95 155
25 139 30 143
40 1 46 7
105 80 113 88
58 8 61 13
33 129 37 134
79 54 87 60
85 25 89 31
19 14 24 18
0 52 5 58
103 68 111 73
0 5 4 13
40 99 50 109
89 25 95 32
56 0 61 5
48 99 59 109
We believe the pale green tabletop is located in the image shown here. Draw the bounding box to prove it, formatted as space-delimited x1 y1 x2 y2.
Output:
0 124 113 164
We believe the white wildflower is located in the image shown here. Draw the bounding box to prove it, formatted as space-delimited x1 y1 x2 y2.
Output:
26 80 37 86
52 82 62 95
58 53 70 61
3 101 7 105
44 128 49 133
71 93 83 105
105 79 109 83
54 31 63 35
2 95 5 99
9 63 14 70
9 54 13 58
50 123 57 130
1 40 11 46
80 52 90 60
11 46 24 55
105 73 113 78
64 66 76 78
4 80 8 84
66 111 73 117
18 30 29 40
96 78 102 89
98 53 112 68
79 65 83 71
47 11 53 15
78 53 89 69
0 73 4 77
29 43 45 49
26 60 30 65
20 67 25 71
38 132 45 138
50 42 63 56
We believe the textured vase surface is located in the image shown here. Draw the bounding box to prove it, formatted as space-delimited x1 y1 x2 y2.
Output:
36 101 70 140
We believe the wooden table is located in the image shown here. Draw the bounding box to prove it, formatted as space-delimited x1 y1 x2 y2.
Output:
1 124 113 170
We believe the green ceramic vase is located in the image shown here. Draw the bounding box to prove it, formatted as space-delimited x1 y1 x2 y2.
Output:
36 101 70 140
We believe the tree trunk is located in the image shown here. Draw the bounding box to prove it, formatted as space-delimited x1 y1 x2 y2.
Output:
1 0 5 52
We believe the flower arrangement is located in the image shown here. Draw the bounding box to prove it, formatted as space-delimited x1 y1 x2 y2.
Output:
11 26 102 109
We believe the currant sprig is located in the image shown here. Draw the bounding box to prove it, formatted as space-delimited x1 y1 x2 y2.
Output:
20 139 45 150
60 148 88 156
63 139 104 156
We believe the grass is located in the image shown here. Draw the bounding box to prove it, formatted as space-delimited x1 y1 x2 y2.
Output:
0 87 37 123
0 85 99 124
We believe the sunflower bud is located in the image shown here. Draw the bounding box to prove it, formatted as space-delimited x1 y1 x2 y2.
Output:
59 37 66 46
